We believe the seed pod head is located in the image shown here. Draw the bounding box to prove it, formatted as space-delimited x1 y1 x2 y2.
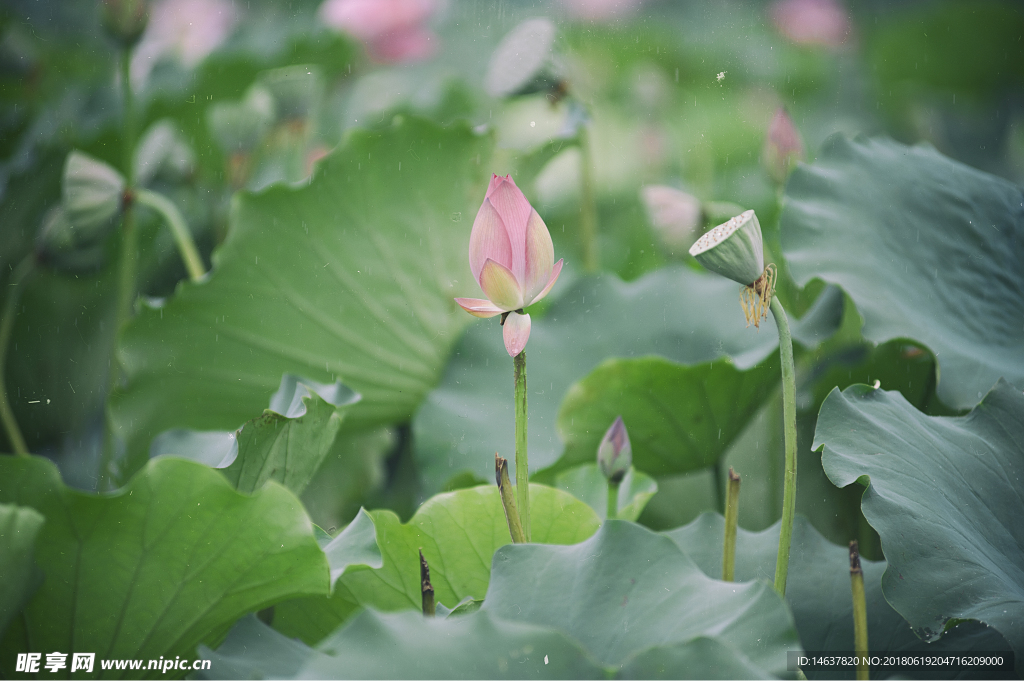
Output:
100 0 150 48
62 151 126 234
597 416 631 483
688 209 764 286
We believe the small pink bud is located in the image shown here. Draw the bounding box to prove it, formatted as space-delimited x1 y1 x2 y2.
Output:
762 108 805 186
456 174 563 356
597 416 631 483
769 0 851 49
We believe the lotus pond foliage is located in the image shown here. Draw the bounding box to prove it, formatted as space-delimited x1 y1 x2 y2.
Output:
1 0 1022 679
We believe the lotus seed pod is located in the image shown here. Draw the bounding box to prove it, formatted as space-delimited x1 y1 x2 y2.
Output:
100 0 150 48
62 151 126 233
597 416 632 483
688 209 765 286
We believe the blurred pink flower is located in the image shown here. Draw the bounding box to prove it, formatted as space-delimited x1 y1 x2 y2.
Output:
131 0 238 87
455 174 563 357
770 0 851 48
318 0 438 63
560 0 645 21
762 107 805 185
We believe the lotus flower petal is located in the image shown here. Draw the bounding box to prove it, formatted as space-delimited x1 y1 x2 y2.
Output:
486 176 533 285
469 199 513 282
503 311 531 357
454 298 505 318
522 209 555 304
530 258 563 306
479 258 524 311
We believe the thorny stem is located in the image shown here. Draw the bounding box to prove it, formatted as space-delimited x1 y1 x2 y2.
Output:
722 467 741 582
0 255 35 455
134 188 205 281
850 541 869 680
578 123 599 273
419 549 435 617
495 454 526 544
771 295 797 596
514 350 531 541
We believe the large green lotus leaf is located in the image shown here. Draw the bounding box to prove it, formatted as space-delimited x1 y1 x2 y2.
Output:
108 117 491 479
554 356 777 478
318 508 383 586
0 456 328 678
206 585 774 679
151 374 360 495
414 267 783 495
0 504 45 638
205 609 607 680
272 483 600 645
483 520 800 677
780 134 1024 410
815 380 1024 671
667 513 1012 679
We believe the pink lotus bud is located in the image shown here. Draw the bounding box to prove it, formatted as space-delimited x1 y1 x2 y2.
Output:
597 416 631 483
455 174 563 357
762 108 805 186
769 0 851 49
641 185 702 255
318 0 438 63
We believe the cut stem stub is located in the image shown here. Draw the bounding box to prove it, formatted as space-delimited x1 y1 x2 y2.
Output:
419 549 435 617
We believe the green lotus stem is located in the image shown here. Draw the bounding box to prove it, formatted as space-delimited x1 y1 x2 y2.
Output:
771 295 797 596
722 467 741 582
495 454 526 543
100 47 139 489
578 124 599 273
850 541 869 680
134 188 206 282
607 479 619 520
712 458 726 514
514 350 530 541
0 255 34 456
419 549 435 617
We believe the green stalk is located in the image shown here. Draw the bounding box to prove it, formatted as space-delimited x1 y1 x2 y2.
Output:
495 454 526 544
850 541 869 680
0 255 34 456
578 124 599 273
722 467 741 581
99 47 138 489
712 458 726 514
770 295 797 596
513 350 530 541
607 479 619 520
134 188 205 281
